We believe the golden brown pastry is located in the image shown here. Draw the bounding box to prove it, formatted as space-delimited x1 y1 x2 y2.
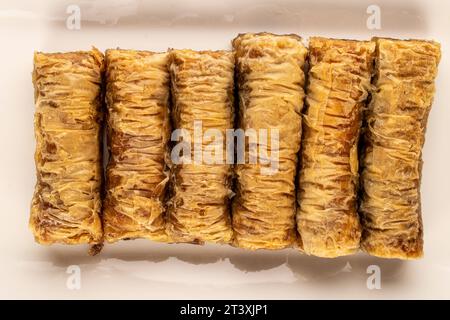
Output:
297 37 375 258
103 49 170 243
232 33 307 250
166 49 234 243
360 38 441 259
30 49 104 245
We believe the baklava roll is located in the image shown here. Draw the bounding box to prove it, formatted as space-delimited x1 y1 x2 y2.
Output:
166 49 234 243
103 49 170 242
232 33 307 249
297 37 375 258
360 38 441 259
30 49 104 245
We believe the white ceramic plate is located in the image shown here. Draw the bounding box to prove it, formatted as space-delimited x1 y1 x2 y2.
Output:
1 0 449 299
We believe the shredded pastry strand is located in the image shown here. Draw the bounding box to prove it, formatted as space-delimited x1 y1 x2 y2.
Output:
166 49 234 243
232 33 307 249
359 38 441 259
103 49 170 242
297 37 375 257
30 48 104 245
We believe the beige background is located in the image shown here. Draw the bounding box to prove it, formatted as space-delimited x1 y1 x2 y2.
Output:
0 0 449 299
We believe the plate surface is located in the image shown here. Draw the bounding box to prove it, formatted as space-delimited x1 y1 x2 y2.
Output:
0 0 449 299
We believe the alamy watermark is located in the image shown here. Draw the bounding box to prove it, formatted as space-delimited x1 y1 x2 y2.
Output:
366 4 381 30
171 120 279 175
366 265 381 290
66 4 81 30
66 265 81 290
